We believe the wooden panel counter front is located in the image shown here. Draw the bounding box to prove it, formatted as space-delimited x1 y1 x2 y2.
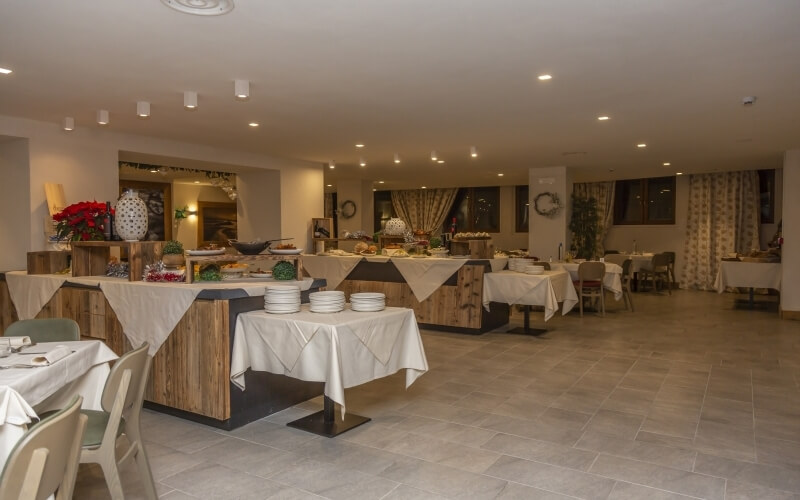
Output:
0 276 323 429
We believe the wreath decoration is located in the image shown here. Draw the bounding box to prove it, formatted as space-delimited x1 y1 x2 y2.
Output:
534 192 562 218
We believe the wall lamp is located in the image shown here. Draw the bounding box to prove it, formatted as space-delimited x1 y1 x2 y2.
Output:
175 206 198 219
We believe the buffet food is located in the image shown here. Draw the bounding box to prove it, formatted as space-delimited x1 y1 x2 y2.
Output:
453 232 491 239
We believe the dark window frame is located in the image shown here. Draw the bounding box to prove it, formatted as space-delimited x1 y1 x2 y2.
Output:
758 169 775 224
447 186 501 233
613 176 676 225
515 185 529 233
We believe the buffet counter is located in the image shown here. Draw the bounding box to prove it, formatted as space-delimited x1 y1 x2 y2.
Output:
0 271 326 429
302 254 510 334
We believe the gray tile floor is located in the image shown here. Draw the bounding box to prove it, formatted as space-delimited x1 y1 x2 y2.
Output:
74 290 800 499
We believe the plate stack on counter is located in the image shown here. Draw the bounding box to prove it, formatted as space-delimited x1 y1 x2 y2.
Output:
525 264 545 275
264 284 301 314
508 258 527 271
309 291 345 313
350 292 386 312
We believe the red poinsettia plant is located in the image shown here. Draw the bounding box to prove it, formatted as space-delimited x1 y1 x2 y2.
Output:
53 201 113 241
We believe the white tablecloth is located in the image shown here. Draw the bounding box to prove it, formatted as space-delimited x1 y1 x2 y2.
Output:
619 253 655 273
390 258 468 302
714 261 782 293
4 271 67 320
300 255 364 290
556 262 624 300
0 340 117 470
482 270 578 321
231 306 428 415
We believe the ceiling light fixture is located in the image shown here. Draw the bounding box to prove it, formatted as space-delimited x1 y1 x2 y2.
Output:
161 0 235 16
328 161 335 169
498 173 504 177
470 146 478 158
637 143 647 148
248 122 259 127
394 153 401 164
0 67 12 75
359 157 366 167
421 186 427 189
234 79 249 100
676 172 683 176
62 117 75 131
96 110 109 126
537 74 552 81
378 181 385 184
663 162 671 166
184 91 198 109
326 184 332 187
437 160 445 164
597 116 610 121
430 151 438 161
136 101 150 118
355 143 364 148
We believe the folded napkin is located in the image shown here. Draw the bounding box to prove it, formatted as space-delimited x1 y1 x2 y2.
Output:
0 336 32 347
30 345 72 366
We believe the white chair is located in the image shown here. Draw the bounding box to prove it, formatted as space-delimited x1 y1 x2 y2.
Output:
621 258 635 312
573 261 606 317
0 396 87 500
639 253 671 294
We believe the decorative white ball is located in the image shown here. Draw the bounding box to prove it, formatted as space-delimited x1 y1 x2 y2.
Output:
114 190 148 241
383 217 407 236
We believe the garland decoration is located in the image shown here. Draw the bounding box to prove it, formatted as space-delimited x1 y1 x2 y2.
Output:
534 192 562 218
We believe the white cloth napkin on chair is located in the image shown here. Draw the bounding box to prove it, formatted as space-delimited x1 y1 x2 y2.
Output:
0 336 32 347
30 345 72 366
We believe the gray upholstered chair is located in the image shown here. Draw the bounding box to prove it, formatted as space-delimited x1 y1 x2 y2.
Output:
573 261 606 317
603 253 627 267
4 318 80 342
639 253 671 294
0 396 86 500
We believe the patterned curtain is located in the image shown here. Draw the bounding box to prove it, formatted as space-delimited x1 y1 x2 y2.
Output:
573 182 615 256
390 188 458 233
681 170 760 290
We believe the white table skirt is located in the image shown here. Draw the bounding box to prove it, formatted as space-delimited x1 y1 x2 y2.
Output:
619 254 655 273
0 340 117 470
231 306 428 415
714 261 782 293
556 262 624 300
482 270 578 321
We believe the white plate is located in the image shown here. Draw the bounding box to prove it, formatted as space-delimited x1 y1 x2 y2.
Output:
351 305 386 312
450 255 470 259
269 248 303 255
250 273 273 278
187 249 226 256
360 251 377 256
351 292 385 299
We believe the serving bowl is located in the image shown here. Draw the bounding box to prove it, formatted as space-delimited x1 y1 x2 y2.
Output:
228 239 270 255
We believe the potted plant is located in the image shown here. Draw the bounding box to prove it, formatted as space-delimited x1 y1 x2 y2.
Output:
53 201 112 241
161 240 185 268
569 196 599 259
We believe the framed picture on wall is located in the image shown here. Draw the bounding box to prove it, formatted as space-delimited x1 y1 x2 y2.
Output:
119 180 172 241
197 201 237 245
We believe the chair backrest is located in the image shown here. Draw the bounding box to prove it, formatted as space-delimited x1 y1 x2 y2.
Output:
621 258 633 280
603 253 627 267
663 251 676 265
0 396 86 500
651 253 670 270
578 261 605 281
101 342 150 418
4 319 80 343
603 250 620 255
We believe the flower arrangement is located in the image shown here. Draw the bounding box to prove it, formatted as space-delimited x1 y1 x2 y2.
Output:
53 201 112 241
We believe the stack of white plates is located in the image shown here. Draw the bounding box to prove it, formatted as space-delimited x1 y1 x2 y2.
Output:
525 265 545 275
350 292 386 312
264 285 301 314
309 291 346 313
509 258 527 271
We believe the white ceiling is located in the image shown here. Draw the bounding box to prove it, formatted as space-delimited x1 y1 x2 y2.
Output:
1 0 798 189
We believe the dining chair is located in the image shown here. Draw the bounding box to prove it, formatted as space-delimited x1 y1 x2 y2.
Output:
663 251 676 288
573 261 606 317
621 258 635 312
40 342 157 499
603 253 627 267
639 253 671 294
4 318 80 342
0 396 87 500
603 250 620 255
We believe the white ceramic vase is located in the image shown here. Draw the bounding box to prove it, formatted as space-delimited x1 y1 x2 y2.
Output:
115 190 148 241
383 217 407 236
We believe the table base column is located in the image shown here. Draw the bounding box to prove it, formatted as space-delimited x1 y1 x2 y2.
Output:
287 396 371 438
506 306 547 336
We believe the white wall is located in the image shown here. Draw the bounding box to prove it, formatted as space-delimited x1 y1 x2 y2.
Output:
781 151 799 314
0 138 31 271
236 170 281 244
0 114 323 267
528 166 572 260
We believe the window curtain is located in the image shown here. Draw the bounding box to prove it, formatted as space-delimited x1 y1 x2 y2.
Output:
390 188 458 234
681 170 760 290
573 181 615 256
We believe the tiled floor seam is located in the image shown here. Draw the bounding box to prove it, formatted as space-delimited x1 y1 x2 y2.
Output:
690 365 712 441
497 478 584 499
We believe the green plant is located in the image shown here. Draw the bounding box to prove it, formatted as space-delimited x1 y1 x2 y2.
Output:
429 236 442 249
272 261 296 280
163 240 184 255
197 264 221 281
569 196 599 259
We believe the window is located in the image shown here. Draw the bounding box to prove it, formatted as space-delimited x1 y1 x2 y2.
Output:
515 185 529 232
446 187 500 233
372 190 395 233
758 169 775 224
613 176 676 225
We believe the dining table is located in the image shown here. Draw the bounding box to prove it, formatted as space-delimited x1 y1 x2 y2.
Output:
0 340 118 469
231 305 428 437
714 260 782 308
482 269 578 335
555 262 624 300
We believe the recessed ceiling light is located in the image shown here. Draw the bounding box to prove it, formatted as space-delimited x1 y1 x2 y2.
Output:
136 101 150 118
498 173 504 177
194 180 200 184
326 184 332 187
421 186 427 189
328 161 335 169
637 143 647 148
248 122 259 127
234 79 249 100
597 116 610 121
394 153 401 164
537 74 552 81
430 151 438 161
96 110 109 125
62 117 74 131
378 181 385 184
355 144 365 148
359 158 366 167
676 172 683 176
437 160 445 164
470 146 478 158
0 67 12 75
663 162 671 166
184 91 198 110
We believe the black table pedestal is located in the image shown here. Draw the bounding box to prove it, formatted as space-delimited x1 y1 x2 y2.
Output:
506 305 547 336
287 395 370 438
